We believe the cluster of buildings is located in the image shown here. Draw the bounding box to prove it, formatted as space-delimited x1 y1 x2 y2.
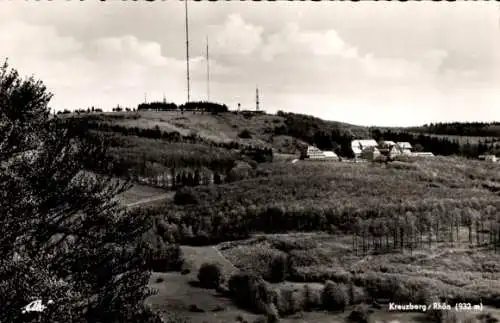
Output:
300 140 434 161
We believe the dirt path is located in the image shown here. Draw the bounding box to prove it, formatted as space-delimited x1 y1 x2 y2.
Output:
125 192 174 208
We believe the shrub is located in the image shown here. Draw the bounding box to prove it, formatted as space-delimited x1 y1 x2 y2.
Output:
268 254 290 283
321 280 347 312
143 242 183 272
276 288 303 316
238 129 252 139
228 273 276 313
226 162 254 182
302 284 322 311
174 187 199 205
188 304 205 312
347 305 372 323
197 263 223 289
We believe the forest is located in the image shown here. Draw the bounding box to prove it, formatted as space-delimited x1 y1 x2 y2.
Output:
135 159 500 249
406 122 500 137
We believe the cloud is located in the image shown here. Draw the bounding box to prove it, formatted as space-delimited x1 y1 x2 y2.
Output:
0 21 82 60
0 19 193 110
261 23 358 61
212 14 264 56
89 36 186 69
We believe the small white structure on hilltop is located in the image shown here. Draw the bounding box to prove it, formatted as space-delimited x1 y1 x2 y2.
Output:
479 155 497 162
351 139 378 159
300 145 339 161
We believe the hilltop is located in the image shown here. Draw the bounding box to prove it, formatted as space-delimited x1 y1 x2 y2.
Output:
68 109 369 155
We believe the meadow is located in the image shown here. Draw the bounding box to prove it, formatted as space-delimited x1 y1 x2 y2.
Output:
94 110 287 146
137 156 500 322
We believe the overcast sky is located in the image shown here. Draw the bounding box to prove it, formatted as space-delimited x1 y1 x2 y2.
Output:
1 1 499 126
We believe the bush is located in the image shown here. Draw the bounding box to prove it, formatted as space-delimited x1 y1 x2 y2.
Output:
197 263 224 289
188 304 205 312
321 280 347 312
174 187 199 205
228 273 276 314
226 162 254 182
268 254 290 283
347 305 372 323
238 129 252 139
302 284 322 311
276 288 302 316
143 242 183 272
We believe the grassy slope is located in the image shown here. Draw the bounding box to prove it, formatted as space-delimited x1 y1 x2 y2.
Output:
81 110 364 153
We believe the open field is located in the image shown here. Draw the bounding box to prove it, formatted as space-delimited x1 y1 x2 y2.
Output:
100 111 285 147
116 183 172 206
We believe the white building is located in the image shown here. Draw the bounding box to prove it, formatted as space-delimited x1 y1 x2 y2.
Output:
396 142 413 155
351 139 378 158
301 146 339 161
412 152 435 158
361 146 381 161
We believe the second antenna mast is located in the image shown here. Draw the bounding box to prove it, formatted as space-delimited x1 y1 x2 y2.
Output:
185 0 191 103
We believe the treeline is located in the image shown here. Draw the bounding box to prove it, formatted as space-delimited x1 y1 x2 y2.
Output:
56 106 104 114
407 122 500 137
137 101 229 114
373 129 498 158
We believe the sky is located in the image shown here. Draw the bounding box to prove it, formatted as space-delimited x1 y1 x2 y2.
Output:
0 1 499 127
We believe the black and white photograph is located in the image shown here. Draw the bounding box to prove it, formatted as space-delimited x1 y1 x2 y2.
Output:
1 1 500 322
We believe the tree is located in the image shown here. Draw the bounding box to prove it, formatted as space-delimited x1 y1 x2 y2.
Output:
214 171 222 185
197 263 223 289
321 281 347 312
0 60 161 323
193 169 201 186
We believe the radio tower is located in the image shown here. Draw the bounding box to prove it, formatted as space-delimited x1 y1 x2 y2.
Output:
206 36 210 102
185 0 191 103
256 86 260 112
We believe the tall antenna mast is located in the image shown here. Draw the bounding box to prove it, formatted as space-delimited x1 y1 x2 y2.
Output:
185 0 191 103
256 86 260 112
206 35 210 102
